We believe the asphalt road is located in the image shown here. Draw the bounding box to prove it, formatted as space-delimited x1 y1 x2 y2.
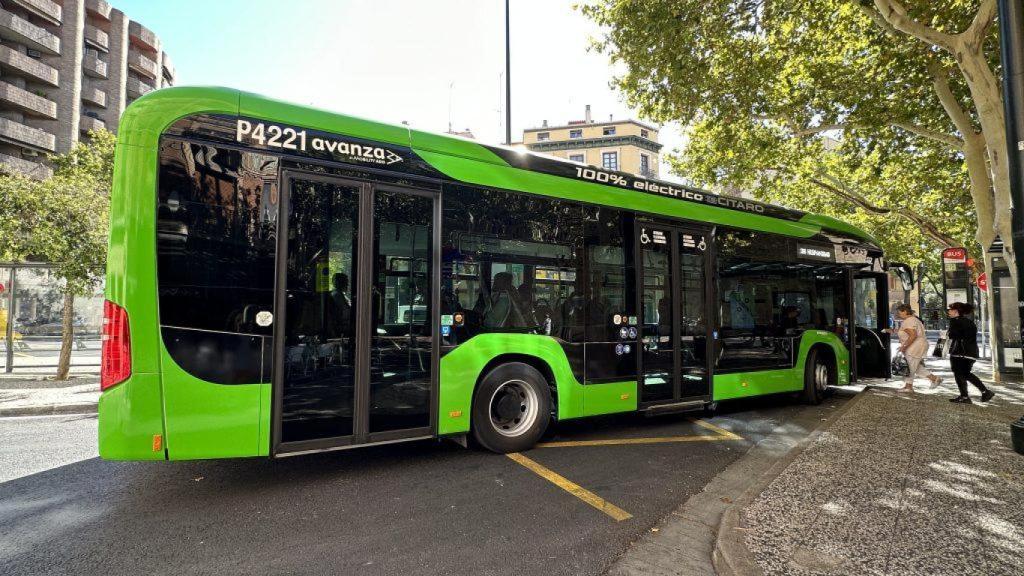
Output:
0 394 848 576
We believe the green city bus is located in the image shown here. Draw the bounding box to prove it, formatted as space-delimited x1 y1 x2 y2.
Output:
99 87 895 460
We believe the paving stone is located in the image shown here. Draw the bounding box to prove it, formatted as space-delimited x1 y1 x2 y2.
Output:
743 360 1024 576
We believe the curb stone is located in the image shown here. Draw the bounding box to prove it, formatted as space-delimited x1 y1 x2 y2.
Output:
712 387 873 576
0 402 98 418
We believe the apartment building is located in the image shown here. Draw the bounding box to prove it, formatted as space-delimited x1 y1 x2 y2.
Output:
522 105 662 178
0 0 175 179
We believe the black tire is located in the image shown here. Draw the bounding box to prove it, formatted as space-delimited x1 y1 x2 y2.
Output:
802 347 834 405
471 362 552 453
703 401 719 416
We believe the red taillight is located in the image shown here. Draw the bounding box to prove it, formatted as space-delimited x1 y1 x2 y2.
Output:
101 299 131 390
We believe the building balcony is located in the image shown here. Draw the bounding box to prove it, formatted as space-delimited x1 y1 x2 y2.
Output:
127 50 157 79
79 113 105 134
8 0 61 27
0 116 55 151
128 20 158 52
82 52 107 78
81 83 106 108
0 44 58 86
0 9 60 55
0 151 51 178
0 80 56 119
161 51 174 83
126 75 153 98
85 0 112 22
84 24 108 52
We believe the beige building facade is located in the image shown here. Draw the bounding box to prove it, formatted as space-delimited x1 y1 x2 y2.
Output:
522 105 661 178
0 0 175 179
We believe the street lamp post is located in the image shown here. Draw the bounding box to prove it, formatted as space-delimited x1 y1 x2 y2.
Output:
505 0 511 146
998 0 1024 453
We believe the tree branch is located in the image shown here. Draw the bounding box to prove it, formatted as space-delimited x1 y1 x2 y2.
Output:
810 174 890 213
791 123 854 137
928 60 979 140
889 120 963 149
751 114 857 138
808 174 959 247
960 0 997 50
855 2 900 37
867 0 956 51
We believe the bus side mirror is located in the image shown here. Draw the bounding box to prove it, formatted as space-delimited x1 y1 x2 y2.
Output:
888 262 914 292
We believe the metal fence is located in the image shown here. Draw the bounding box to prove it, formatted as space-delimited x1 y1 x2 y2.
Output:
1 263 103 374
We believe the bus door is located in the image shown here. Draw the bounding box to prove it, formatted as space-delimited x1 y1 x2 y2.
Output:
636 223 712 405
272 172 439 455
852 272 890 379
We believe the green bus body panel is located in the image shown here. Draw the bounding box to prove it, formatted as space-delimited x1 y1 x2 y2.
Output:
159 349 267 460
798 213 881 247
115 86 240 148
712 332 850 401
437 334 637 435
408 129 510 167
100 87 875 459
240 91 412 147
101 88 246 460
97 373 164 460
582 381 639 416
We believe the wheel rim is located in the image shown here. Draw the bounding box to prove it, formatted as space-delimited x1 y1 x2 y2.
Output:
814 362 829 391
488 379 539 437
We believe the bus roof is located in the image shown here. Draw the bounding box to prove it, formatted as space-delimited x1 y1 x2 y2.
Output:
122 86 879 248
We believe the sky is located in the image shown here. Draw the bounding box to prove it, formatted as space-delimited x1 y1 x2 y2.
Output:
115 0 684 179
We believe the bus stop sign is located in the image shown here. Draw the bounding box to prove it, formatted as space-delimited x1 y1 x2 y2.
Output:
978 272 989 292
942 247 967 263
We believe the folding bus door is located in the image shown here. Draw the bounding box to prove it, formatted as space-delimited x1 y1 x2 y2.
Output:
272 173 439 455
636 223 712 405
852 272 891 379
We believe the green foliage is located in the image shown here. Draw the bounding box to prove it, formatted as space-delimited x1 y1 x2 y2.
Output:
580 0 985 270
0 129 116 294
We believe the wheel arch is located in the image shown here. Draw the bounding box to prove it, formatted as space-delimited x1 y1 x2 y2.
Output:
808 342 837 367
796 331 850 386
473 354 558 418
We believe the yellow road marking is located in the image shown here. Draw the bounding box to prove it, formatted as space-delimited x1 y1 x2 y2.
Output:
505 452 633 522
536 418 745 448
538 435 732 448
689 417 744 440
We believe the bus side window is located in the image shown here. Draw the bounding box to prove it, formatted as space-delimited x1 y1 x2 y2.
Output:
440 185 583 359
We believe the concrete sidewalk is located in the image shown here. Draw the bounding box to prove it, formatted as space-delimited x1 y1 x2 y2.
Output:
0 374 99 417
739 360 1024 575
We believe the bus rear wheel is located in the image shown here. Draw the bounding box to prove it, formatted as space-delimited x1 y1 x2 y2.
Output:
802 348 834 405
472 362 552 453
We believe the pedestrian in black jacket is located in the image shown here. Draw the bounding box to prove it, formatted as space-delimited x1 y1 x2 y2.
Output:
946 302 995 404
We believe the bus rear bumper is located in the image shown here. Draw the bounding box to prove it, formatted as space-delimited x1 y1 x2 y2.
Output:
98 372 166 460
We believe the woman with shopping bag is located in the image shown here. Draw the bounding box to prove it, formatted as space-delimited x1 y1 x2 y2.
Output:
946 302 995 404
890 304 942 391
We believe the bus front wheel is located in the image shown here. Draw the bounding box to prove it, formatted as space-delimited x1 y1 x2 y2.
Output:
802 348 834 405
472 362 552 453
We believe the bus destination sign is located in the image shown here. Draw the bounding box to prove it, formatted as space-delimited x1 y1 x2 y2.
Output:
235 119 404 167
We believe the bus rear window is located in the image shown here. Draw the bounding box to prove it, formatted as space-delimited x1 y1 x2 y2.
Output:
156 140 279 382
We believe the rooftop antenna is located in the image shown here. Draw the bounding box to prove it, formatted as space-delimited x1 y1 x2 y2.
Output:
448 81 454 133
